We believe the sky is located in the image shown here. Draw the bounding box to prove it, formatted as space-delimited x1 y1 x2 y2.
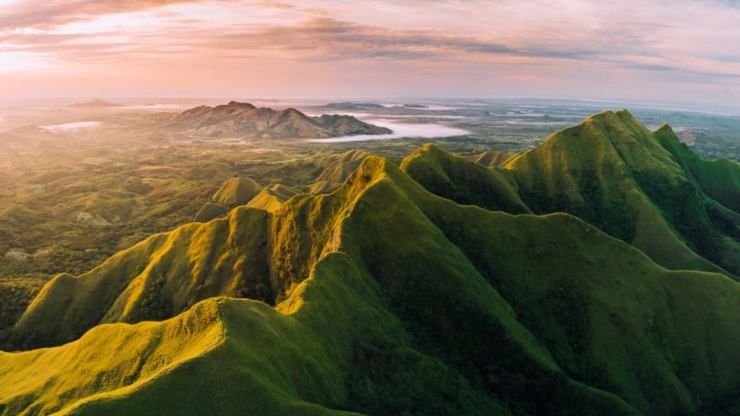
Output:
0 0 739 108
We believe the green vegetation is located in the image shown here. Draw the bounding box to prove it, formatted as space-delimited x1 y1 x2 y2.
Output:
401 144 530 213
0 142 371 278
472 150 518 167
2 138 740 414
504 110 738 275
654 124 740 213
211 177 262 206
246 184 299 213
0 110 739 415
193 176 263 222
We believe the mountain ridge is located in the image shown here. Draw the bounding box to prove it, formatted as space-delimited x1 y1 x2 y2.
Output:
161 101 392 139
502 109 739 275
1 111 740 415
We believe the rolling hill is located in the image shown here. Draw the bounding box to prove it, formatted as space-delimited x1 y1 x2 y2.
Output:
2 132 740 415
194 177 264 222
401 144 530 214
70 99 120 108
161 101 391 139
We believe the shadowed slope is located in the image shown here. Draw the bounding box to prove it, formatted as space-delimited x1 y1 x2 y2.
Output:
505 110 738 275
654 124 740 213
401 144 530 213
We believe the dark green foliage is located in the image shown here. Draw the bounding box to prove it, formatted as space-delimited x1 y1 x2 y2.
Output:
348 342 508 416
401 144 530 214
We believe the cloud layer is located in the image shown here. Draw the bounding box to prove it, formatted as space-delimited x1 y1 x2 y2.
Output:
0 0 738 107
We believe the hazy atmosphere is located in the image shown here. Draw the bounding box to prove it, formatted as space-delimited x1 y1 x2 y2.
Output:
1 2 739 416
1 0 740 110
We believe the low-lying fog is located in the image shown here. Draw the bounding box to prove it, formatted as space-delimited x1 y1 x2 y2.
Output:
41 121 103 133
308 118 471 143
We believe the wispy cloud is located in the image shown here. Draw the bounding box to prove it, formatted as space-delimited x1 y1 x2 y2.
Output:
0 0 208 29
0 0 738 104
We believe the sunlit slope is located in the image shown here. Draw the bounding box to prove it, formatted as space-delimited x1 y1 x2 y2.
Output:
0 299 226 415
194 176 263 222
473 150 518 167
4 155 740 415
12 208 273 348
0 255 387 416
212 177 262 206
505 110 738 275
400 144 530 213
309 149 371 194
246 183 299 213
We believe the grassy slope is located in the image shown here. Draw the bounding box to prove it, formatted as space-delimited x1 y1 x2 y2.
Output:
401 144 530 214
504 110 738 275
2 155 740 415
11 208 273 348
3 255 384 416
0 278 46 339
473 150 518 167
654 124 740 213
309 150 371 194
246 183 300 213
212 177 262 206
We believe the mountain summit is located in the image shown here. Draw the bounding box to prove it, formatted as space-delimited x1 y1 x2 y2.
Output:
162 101 392 139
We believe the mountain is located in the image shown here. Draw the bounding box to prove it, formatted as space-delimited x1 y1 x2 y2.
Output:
162 101 391 139
212 177 262 206
194 176 263 222
503 110 739 276
473 150 518 167
401 144 530 214
309 149 372 194
246 183 299 212
653 124 740 213
70 99 119 108
319 102 385 110
3 130 740 415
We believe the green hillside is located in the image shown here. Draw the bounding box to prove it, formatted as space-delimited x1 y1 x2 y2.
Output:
473 150 518 167
401 144 530 214
246 183 300 213
193 176 263 222
212 177 262 206
653 124 740 213
309 150 371 194
2 150 740 415
504 110 739 275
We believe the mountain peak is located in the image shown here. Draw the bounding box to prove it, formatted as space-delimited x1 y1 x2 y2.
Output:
165 102 390 139
70 99 119 108
224 101 256 110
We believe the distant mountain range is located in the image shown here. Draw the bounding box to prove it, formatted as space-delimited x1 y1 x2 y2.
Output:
161 101 391 139
1 110 739 416
70 99 120 108
319 101 386 110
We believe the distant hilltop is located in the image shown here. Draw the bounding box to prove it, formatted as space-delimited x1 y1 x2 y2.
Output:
319 101 385 110
162 101 392 139
70 99 120 108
